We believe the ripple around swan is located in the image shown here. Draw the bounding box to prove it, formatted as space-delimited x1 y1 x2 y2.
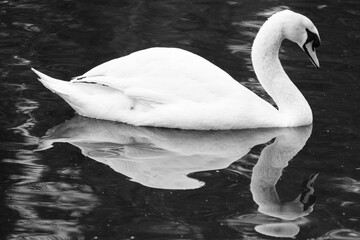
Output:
328 177 360 194
319 229 360 240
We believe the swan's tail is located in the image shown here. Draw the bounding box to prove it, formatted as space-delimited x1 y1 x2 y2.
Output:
31 68 133 120
32 68 95 116
31 68 71 96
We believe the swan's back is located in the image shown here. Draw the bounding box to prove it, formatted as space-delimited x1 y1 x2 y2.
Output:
74 47 248 102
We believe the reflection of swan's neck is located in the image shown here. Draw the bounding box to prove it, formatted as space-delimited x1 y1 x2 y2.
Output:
251 18 312 126
250 127 313 220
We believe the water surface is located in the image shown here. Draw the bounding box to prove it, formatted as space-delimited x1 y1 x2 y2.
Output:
1 0 360 239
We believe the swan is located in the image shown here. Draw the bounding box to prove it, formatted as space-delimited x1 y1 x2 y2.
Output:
32 10 320 130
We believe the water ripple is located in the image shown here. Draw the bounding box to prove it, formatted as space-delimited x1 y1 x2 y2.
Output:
319 229 360 240
329 177 360 194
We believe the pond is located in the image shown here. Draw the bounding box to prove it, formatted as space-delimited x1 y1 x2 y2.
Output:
1 0 360 239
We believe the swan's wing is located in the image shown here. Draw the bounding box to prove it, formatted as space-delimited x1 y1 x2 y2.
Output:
70 47 247 103
124 88 174 106
71 74 175 109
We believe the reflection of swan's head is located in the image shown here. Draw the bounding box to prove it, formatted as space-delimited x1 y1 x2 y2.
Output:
254 172 318 221
270 10 321 68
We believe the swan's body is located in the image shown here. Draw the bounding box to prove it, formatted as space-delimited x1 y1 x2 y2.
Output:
32 10 320 130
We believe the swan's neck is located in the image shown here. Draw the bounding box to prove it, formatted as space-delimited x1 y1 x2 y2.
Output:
251 19 312 126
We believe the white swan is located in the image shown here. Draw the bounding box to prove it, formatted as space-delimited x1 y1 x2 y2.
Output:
32 10 320 130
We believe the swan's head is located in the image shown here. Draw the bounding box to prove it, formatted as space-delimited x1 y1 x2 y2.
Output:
273 10 321 68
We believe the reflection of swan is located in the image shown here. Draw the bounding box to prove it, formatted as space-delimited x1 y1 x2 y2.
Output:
32 10 320 130
38 116 308 190
230 125 317 238
251 127 317 221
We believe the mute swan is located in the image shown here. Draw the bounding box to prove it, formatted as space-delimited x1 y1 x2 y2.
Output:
32 10 320 130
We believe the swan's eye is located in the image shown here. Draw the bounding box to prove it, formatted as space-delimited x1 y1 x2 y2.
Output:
305 29 320 50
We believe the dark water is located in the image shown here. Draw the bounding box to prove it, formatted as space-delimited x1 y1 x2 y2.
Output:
1 0 360 239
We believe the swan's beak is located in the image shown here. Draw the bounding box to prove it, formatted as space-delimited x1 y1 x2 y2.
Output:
303 41 320 69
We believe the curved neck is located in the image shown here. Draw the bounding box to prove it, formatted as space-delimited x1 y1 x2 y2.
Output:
251 19 312 126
